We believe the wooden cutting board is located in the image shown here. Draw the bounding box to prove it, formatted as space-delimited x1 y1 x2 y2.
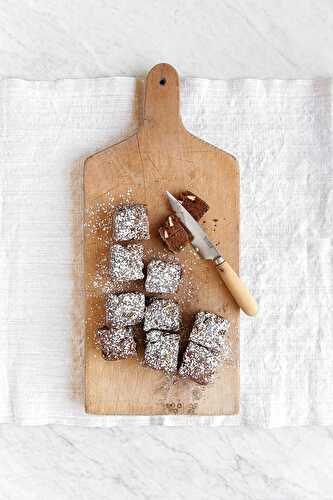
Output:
84 63 240 416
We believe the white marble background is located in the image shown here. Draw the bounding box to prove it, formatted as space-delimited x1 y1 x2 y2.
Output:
0 1 332 499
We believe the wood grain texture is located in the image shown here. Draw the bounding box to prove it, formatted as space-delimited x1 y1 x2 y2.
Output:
84 63 240 415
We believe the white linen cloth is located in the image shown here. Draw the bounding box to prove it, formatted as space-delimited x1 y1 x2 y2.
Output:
0 77 332 427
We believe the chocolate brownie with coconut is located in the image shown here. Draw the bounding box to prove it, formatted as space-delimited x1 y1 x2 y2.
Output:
113 204 150 241
189 311 230 353
158 191 209 253
96 325 137 361
179 311 230 385
158 214 189 253
178 191 209 221
109 243 144 282
144 330 180 374
145 259 182 294
106 292 145 327
143 298 181 332
178 341 222 385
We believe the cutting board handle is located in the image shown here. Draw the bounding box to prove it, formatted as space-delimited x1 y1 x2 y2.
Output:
143 63 184 133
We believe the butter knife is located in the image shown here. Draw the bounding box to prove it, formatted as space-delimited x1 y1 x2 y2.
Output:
166 191 257 316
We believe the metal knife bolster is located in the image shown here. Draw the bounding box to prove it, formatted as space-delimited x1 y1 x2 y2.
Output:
192 234 224 263
214 255 225 265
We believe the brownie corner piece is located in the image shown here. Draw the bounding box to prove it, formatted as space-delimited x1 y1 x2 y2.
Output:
145 259 182 293
179 191 209 221
143 298 181 332
113 204 150 241
96 325 137 360
109 243 144 281
158 214 190 253
106 292 145 326
190 311 230 353
144 330 180 374
178 341 221 385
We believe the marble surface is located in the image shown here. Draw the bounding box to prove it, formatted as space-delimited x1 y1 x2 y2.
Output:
0 0 333 498
1 425 333 500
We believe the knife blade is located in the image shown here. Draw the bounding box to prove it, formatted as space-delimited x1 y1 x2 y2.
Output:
166 191 258 316
166 191 224 262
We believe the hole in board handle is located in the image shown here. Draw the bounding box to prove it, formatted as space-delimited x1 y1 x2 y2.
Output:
159 78 166 86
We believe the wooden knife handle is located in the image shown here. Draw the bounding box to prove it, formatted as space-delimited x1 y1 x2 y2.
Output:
215 260 258 316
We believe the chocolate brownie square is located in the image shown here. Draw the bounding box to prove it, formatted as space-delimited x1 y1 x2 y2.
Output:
113 204 149 241
189 311 230 353
143 298 181 332
158 214 190 253
144 330 180 374
179 191 209 221
96 325 137 360
145 259 182 294
178 341 222 385
106 292 145 327
110 243 144 282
